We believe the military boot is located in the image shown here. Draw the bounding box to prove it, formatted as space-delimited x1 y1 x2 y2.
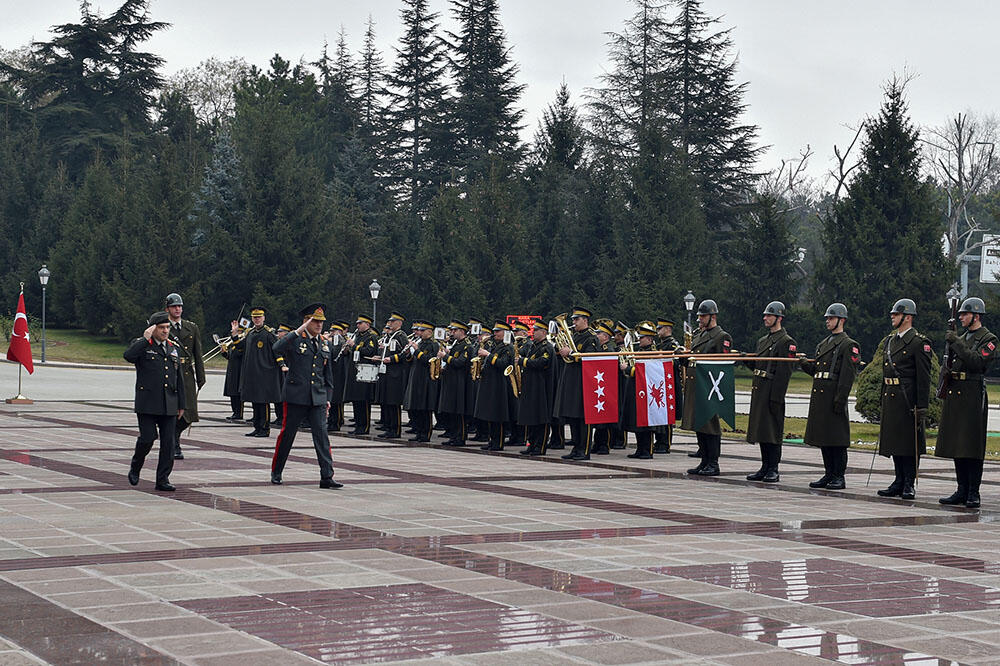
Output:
966 460 983 508
746 444 768 481
877 457 904 497
761 444 780 483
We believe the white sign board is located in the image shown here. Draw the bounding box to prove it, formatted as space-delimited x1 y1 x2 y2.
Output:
981 234 1000 283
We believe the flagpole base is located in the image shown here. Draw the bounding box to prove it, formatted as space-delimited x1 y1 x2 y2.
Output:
5 395 34 405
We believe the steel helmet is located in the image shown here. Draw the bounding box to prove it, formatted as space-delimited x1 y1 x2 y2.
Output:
696 299 719 316
165 293 183 307
958 297 986 315
762 301 786 317
889 298 917 316
823 303 848 319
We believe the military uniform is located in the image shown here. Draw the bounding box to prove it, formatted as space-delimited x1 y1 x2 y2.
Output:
270 304 341 488
681 313 733 475
475 323 514 451
123 312 186 490
240 321 281 436
936 298 998 508
403 322 440 442
507 326 530 447
325 323 349 432
654 319 680 453
801 312 860 490
377 313 410 439
745 323 797 482
554 308 600 460
518 324 555 455
621 325 659 459
438 322 473 446
167 316 205 458
344 317 379 434
221 330 245 421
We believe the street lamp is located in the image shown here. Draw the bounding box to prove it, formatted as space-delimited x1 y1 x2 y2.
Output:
38 264 50 364
369 279 381 323
683 290 696 332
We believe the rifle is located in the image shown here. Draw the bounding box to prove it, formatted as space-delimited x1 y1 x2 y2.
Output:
936 296 960 399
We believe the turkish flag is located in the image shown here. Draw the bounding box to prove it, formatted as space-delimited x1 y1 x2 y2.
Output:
582 357 619 424
6 291 34 374
635 359 675 427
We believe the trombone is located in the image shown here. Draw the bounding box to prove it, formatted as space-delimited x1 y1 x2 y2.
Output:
204 329 248 362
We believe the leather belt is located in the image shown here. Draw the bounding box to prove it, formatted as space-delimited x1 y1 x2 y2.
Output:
815 371 833 379
951 371 982 380
753 369 773 378
884 377 900 385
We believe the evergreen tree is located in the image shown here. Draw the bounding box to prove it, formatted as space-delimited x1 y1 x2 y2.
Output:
814 77 950 357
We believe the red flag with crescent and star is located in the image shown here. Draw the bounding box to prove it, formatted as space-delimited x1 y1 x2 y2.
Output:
6 290 34 374
582 356 619 424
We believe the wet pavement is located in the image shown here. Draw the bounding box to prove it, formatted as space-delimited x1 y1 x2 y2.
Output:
0 395 997 665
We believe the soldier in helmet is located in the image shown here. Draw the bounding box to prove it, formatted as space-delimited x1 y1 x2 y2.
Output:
744 301 797 483
936 297 998 508
164 293 205 460
682 299 733 476
875 299 932 500
800 303 860 490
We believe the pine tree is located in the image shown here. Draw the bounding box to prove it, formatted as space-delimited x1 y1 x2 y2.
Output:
814 77 950 356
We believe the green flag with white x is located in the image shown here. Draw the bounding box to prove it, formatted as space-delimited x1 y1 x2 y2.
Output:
694 361 735 430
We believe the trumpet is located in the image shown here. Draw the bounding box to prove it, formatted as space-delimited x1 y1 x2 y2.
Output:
553 313 578 364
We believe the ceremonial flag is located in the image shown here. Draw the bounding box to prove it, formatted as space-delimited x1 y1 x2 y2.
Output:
693 360 734 429
582 356 619 424
6 289 34 374
635 359 676 427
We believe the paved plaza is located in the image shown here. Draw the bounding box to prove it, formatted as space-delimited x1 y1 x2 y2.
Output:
0 381 998 664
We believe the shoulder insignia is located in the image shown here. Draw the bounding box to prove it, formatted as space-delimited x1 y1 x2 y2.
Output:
988 342 996 351
788 344 796 352
852 346 859 354
923 343 931 353
723 340 731 348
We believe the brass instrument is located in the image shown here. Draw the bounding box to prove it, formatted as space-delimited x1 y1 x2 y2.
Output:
623 330 637 370
204 328 249 362
504 337 522 397
470 337 491 381
553 313 578 364
428 341 442 380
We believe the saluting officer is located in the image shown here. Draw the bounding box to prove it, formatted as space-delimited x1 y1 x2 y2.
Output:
475 321 515 451
343 315 379 435
654 317 680 453
683 300 733 476
937 297 998 508
438 320 473 446
123 311 186 491
876 299 932 500
164 292 205 460
745 301 797 483
270 304 342 489
403 320 440 442
377 312 409 439
555 307 600 461
240 308 281 437
518 320 555 456
800 303 860 490
621 322 659 459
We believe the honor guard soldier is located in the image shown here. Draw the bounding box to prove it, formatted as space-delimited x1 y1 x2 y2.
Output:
555 306 600 461
164 293 205 460
744 301 797 483
270 304 342 489
936 297 997 508
403 320 440 442
221 322 246 422
683 300 733 476
377 312 410 439
474 321 515 450
123 311 186 491
591 320 617 455
876 299 932 500
518 320 555 455
272 324 292 426
801 303 860 490
343 315 379 435
621 322 659 459
240 308 281 437
654 317 680 453
438 320 473 446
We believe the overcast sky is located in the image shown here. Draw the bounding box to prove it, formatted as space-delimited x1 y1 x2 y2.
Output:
4 1 998 185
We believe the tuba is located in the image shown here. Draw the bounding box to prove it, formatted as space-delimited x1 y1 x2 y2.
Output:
553 313 578 363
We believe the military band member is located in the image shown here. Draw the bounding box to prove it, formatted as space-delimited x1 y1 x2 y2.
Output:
475 321 514 451
124 311 186 491
937 297 997 508
591 320 617 455
621 322 658 459
325 321 349 432
438 321 473 446
270 304 342 489
555 306 600 461
221 323 245 422
343 315 379 435
683 300 733 476
164 292 205 460
469 319 491 442
875 299 931 500
745 301 796 483
654 317 680 453
377 312 409 439
519 320 555 455
272 324 291 426
507 321 530 447
610 322 630 448
240 308 281 437
801 303 860 490
403 320 440 442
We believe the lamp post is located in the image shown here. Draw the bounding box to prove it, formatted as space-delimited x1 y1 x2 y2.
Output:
38 265 50 364
683 290 696 332
369 279 381 324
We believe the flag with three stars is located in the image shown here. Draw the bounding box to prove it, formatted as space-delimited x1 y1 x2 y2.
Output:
582 356 619 424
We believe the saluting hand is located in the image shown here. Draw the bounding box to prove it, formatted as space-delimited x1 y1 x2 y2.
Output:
230 320 239 336
143 325 155 340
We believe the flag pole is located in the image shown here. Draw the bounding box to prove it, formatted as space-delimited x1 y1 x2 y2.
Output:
5 281 35 404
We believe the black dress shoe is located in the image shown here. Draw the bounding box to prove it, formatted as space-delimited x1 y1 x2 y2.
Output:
746 468 766 481
350 429 368 436
653 446 669 454
155 483 175 491
320 479 344 489
245 430 260 437
809 475 832 489
547 442 565 450
965 493 981 508
377 433 397 440
225 415 241 422
627 453 653 460
687 450 701 457
687 464 705 475
173 451 184 460
561 452 579 460
939 489 968 505
692 464 719 476
570 454 590 461
877 481 903 497
128 470 139 486
900 485 915 500
761 470 780 483
519 448 538 456
253 431 270 438
270 474 282 485
825 476 846 490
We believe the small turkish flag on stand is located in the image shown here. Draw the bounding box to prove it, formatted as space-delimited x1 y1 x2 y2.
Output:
582 356 619 424
5 286 35 404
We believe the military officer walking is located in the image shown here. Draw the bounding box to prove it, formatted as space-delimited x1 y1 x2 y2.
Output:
936 297 998 508
123 311 186 491
555 307 600 461
683 300 733 476
518 320 555 455
800 303 860 490
270 304 342 489
745 301 797 483
164 293 204 460
240 308 281 437
876 299 932 500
